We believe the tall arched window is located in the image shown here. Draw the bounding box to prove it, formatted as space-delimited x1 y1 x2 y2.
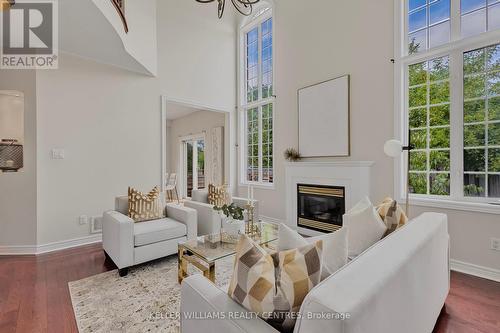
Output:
239 4 274 186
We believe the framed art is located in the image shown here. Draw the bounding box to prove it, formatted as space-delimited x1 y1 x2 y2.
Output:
298 75 350 157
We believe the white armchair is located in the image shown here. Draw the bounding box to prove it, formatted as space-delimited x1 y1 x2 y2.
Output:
103 196 197 276
183 189 259 236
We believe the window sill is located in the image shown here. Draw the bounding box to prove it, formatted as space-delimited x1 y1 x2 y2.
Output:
402 196 500 215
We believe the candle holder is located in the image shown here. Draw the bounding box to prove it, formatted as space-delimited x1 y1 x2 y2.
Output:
245 204 258 236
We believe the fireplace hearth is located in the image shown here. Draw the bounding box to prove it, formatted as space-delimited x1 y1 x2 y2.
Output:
297 184 345 233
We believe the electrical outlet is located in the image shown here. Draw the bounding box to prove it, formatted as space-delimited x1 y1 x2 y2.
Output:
79 215 88 225
491 238 500 251
90 216 103 234
51 148 65 159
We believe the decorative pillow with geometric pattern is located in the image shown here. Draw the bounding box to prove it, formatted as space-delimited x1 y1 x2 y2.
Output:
127 186 164 223
228 234 323 333
207 183 230 207
376 197 408 236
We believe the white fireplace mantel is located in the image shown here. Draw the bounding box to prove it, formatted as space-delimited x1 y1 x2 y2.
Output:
285 161 374 236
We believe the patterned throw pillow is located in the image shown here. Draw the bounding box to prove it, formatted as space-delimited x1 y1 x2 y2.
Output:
228 234 323 333
207 183 229 207
128 186 164 222
376 197 408 236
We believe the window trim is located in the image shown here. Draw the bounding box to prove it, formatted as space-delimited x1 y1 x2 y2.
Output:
238 8 276 188
394 0 500 213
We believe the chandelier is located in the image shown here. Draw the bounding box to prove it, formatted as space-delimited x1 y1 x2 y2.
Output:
196 0 261 19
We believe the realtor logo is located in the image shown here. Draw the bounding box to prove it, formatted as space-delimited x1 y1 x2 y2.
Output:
1 0 58 69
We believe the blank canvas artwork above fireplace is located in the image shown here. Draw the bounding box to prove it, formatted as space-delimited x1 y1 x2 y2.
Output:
285 161 374 236
298 75 350 157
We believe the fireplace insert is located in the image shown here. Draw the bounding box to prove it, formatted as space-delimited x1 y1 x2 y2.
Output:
297 184 345 233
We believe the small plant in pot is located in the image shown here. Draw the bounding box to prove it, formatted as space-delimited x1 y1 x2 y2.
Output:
284 148 301 162
214 203 245 236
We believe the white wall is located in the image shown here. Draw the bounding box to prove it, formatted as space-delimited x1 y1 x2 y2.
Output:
0 0 238 249
0 71 37 247
236 0 500 273
411 205 500 273
157 0 237 112
168 110 226 191
35 54 162 245
238 0 395 218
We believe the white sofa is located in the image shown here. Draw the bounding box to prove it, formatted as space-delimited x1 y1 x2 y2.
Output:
183 189 259 236
181 213 450 333
103 196 197 276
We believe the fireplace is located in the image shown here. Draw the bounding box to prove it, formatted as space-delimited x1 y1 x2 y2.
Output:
297 184 345 233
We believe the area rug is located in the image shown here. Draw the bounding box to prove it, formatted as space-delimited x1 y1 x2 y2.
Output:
69 255 234 333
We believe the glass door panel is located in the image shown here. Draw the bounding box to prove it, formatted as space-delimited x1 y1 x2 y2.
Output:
197 140 205 190
181 136 205 198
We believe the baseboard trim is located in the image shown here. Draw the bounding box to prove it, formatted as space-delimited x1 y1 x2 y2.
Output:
0 245 38 255
36 234 102 254
0 234 102 256
450 259 500 283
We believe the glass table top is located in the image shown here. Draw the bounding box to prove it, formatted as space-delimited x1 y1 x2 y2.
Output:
180 222 279 263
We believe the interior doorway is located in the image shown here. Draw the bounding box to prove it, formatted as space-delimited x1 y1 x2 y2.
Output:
180 134 205 198
161 96 237 199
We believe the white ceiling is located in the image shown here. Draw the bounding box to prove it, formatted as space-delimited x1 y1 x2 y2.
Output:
59 0 151 75
166 103 204 120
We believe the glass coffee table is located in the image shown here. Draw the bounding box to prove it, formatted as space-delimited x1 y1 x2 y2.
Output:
178 222 278 284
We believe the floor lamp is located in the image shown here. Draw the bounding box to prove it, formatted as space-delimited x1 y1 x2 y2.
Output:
384 131 414 217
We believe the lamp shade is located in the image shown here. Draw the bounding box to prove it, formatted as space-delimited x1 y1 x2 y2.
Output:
384 139 403 158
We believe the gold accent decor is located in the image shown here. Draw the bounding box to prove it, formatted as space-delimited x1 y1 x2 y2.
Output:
178 246 215 283
245 204 258 236
208 183 229 207
298 218 341 232
128 186 163 223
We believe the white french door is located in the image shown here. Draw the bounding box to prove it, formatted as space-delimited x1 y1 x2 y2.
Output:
180 134 206 198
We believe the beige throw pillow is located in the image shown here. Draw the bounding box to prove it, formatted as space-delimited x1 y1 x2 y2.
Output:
128 186 164 222
228 234 323 333
207 183 229 207
376 197 408 236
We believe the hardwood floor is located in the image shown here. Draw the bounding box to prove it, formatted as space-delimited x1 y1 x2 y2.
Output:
0 244 499 333
0 244 115 333
433 270 500 333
